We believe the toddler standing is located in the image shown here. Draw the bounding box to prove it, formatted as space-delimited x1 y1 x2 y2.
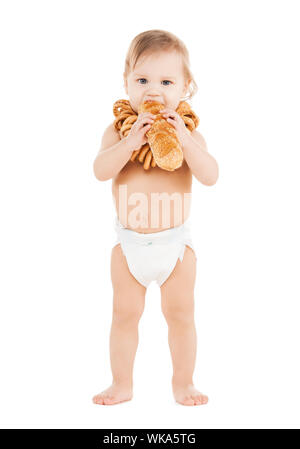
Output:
92 29 218 406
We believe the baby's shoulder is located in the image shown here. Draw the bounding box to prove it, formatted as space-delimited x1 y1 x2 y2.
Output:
103 121 121 138
100 121 121 150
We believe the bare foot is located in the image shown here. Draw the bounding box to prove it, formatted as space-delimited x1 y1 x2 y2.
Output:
92 383 133 406
172 383 208 406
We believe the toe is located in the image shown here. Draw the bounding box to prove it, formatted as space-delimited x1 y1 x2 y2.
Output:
93 395 104 405
190 393 208 405
191 395 201 405
103 396 115 405
182 396 195 406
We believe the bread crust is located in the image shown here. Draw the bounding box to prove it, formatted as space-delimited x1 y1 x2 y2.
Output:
138 100 182 171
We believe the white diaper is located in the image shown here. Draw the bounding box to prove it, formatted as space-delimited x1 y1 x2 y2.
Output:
113 217 197 288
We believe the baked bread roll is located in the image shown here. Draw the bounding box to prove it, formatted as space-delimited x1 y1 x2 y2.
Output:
138 100 183 171
113 99 199 171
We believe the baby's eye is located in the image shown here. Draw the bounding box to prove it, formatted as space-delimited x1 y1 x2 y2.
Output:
137 78 173 85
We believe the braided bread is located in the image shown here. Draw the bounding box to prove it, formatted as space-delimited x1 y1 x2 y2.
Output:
113 99 199 171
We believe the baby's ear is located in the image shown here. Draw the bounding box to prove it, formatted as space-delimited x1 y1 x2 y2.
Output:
123 75 128 94
182 79 191 97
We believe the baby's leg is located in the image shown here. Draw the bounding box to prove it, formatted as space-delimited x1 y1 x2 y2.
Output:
93 243 146 405
160 245 208 406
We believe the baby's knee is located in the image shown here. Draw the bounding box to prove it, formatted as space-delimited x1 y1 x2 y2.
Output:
112 302 144 327
162 306 194 328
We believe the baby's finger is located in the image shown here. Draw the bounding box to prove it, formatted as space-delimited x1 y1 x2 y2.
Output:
163 112 177 120
140 124 152 134
138 112 156 120
137 116 154 128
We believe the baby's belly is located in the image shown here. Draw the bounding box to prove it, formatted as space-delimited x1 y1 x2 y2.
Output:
112 160 193 233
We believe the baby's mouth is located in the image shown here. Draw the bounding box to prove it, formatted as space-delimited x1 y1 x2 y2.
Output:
144 99 164 104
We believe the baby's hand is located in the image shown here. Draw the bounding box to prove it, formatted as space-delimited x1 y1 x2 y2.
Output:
125 112 156 151
160 108 191 146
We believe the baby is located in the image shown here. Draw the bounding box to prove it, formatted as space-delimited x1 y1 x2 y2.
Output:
92 30 218 406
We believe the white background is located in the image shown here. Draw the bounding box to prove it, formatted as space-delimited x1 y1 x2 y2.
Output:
0 0 299 429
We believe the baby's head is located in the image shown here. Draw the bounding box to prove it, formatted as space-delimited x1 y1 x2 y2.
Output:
123 29 198 114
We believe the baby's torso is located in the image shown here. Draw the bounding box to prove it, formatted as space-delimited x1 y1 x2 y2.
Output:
112 157 193 233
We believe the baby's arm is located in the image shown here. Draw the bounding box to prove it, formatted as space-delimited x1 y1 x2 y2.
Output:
184 130 219 186
93 123 133 181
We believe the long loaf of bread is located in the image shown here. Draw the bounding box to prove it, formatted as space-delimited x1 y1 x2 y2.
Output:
138 100 183 172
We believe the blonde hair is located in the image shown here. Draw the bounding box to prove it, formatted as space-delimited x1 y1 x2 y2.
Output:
123 29 198 102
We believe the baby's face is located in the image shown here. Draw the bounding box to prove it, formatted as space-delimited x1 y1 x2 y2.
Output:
124 50 190 113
